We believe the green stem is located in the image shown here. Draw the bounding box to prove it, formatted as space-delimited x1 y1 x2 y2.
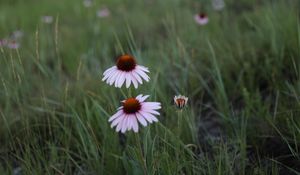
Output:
177 110 183 138
135 133 148 175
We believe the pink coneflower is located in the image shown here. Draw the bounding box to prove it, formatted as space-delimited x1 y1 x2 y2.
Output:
83 0 92 7
194 13 209 25
41 16 53 24
102 54 150 88
0 39 7 47
96 8 110 18
109 94 161 133
212 0 225 11
11 30 23 39
7 40 20 49
174 95 188 109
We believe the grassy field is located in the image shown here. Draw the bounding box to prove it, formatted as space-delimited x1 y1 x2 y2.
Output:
1 0 300 174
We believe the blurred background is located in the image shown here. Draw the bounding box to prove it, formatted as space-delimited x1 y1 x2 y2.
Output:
1 0 300 174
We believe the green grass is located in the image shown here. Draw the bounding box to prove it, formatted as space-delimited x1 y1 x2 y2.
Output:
1 0 300 174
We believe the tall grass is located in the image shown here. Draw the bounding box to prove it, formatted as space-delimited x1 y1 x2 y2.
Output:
0 0 300 174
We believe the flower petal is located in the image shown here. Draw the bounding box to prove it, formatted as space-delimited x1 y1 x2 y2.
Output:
138 95 150 102
142 102 161 110
136 113 147 126
108 110 123 122
121 116 129 133
125 74 131 88
132 116 139 133
136 65 149 73
135 67 150 81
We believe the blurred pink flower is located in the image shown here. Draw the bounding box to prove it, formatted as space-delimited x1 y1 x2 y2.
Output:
96 8 110 18
11 30 23 39
83 0 92 7
0 39 8 47
41 16 53 24
212 0 225 11
194 13 209 25
7 40 20 49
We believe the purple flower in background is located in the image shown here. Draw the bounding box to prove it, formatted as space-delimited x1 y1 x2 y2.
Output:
0 39 8 47
11 30 23 39
96 7 110 18
7 40 20 49
212 0 225 11
83 0 92 7
194 13 209 25
41 16 53 24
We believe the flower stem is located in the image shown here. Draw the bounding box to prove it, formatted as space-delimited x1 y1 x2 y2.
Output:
135 133 148 175
177 110 183 138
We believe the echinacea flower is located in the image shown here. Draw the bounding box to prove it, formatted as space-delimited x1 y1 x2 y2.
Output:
7 40 20 49
11 30 23 39
96 8 110 18
109 94 161 133
212 0 225 11
0 39 7 47
102 54 150 88
174 95 188 109
83 0 92 7
194 13 209 25
41 16 53 24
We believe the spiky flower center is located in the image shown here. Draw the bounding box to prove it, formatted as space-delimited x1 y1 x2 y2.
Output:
174 97 188 109
199 13 206 18
116 54 136 72
123 98 141 114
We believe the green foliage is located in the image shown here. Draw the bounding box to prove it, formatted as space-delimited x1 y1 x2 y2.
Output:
0 0 300 174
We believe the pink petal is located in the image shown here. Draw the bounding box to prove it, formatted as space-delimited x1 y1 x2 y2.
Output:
141 109 160 115
132 116 139 133
135 67 150 81
108 110 123 122
111 115 123 128
132 71 143 84
103 66 116 75
117 72 126 87
102 68 116 81
136 113 147 126
136 94 143 100
108 70 120 85
145 113 158 122
116 117 125 132
114 71 123 87
125 74 131 88
130 74 138 89
142 102 161 110
136 65 149 73
125 116 132 132
139 111 153 123
121 116 129 133
138 95 150 102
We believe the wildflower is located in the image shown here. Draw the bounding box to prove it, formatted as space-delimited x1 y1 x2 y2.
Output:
41 16 53 24
11 30 23 39
102 54 150 88
194 13 209 25
83 0 92 7
96 8 110 18
109 94 161 133
212 0 225 11
0 39 7 47
7 40 20 49
174 95 188 109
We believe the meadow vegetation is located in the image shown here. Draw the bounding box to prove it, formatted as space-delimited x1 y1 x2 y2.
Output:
0 0 300 174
